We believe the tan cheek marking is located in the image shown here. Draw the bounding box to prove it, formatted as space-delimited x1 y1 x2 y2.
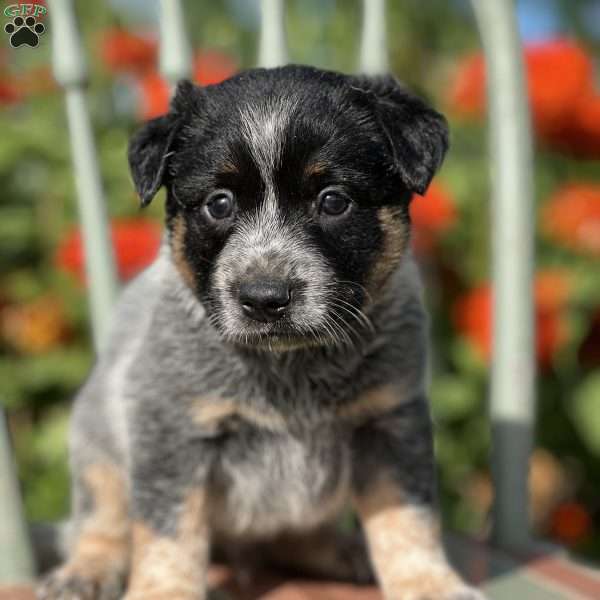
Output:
171 214 197 290
304 162 327 177
368 206 409 295
59 464 130 580
354 477 463 598
191 396 287 432
126 489 210 600
337 384 407 422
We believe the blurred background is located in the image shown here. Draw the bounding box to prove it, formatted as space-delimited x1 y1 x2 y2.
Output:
1 0 599 566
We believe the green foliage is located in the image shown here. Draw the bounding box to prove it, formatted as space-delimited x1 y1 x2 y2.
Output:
571 373 600 457
14 408 70 522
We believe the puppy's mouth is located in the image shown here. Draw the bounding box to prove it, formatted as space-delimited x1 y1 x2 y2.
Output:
235 334 321 351
220 322 328 352
213 305 373 352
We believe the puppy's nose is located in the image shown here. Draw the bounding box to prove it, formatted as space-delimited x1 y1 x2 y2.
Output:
239 279 291 322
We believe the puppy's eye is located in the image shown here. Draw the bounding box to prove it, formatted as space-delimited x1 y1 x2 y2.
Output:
206 189 235 220
318 188 351 217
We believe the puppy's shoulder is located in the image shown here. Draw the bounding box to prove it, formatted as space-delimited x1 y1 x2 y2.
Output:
101 251 179 351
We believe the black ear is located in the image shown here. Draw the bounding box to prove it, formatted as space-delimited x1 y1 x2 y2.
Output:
352 75 449 195
128 80 200 207
128 112 180 207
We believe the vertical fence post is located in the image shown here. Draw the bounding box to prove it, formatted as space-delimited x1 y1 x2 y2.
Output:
470 0 536 550
259 0 288 68
49 0 118 353
0 411 35 583
159 0 192 86
359 0 388 74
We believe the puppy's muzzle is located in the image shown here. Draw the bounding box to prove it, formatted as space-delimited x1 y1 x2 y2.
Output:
239 278 292 323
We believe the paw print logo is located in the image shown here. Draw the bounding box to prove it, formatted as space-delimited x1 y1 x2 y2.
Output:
4 16 45 48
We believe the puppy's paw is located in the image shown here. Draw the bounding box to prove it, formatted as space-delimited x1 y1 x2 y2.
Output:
37 565 123 600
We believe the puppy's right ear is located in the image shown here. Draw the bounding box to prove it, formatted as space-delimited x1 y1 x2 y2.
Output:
128 80 199 207
350 75 449 195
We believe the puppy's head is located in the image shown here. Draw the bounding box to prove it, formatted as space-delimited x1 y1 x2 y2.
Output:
128 66 448 351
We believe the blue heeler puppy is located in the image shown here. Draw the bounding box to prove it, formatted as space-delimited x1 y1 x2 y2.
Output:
38 65 485 600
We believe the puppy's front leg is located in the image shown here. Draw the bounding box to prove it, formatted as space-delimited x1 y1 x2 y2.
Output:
124 459 210 600
351 392 484 600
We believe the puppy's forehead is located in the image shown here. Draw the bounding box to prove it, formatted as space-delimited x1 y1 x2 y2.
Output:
238 95 298 185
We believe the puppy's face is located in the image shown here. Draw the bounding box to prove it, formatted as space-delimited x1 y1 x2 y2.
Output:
129 66 448 350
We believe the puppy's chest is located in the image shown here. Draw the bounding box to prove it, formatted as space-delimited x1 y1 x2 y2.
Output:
208 421 351 538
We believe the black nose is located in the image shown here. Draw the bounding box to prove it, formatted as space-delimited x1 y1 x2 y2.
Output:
239 279 291 322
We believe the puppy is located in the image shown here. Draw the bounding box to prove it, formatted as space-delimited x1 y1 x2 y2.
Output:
38 65 484 600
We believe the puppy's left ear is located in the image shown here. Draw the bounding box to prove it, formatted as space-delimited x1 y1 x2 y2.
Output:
353 75 449 195
128 112 181 207
128 80 201 207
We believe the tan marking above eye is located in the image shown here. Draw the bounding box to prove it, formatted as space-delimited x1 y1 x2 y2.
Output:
191 396 287 432
220 159 239 174
304 162 327 177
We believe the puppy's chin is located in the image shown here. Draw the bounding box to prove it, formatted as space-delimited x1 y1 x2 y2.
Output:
234 334 325 352
219 328 331 353
207 316 335 352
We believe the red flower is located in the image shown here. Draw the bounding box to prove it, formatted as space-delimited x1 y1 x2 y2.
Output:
99 28 158 75
535 270 572 312
448 53 485 119
449 40 600 157
542 184 600 257
138 72 170 120
137 50 237 120
540 89 600 158
410 181 457 253
0 78 22 106
56 219 162 283
193 50 237 86
453 270 571 367
525 41 592 138
453 285 492 359
550 501 592 546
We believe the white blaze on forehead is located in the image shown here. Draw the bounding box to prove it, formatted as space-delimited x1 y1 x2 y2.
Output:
212 96 334 337
239 96 297 191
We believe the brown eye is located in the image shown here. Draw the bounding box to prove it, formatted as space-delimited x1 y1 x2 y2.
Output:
318 188 351 217
206 189 234 220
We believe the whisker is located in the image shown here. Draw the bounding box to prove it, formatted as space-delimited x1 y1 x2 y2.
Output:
330 297 375 334
323 311 356 350
332 279 374 306
328 308 364 350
